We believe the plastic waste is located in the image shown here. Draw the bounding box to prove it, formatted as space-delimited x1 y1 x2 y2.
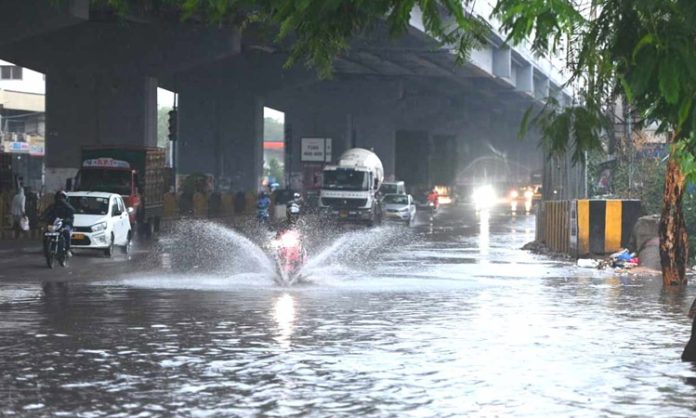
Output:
577 258 600 268
611 249 632 262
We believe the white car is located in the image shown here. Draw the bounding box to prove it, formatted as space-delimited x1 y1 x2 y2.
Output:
382 193 417 226
66 192 132 256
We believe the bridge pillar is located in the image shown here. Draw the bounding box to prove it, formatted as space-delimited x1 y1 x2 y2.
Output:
45 71 158 169
179 87 264 193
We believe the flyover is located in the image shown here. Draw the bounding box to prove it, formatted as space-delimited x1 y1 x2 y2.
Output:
0 0 573 194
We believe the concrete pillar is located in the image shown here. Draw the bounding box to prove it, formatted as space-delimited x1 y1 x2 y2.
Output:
45 71 157 169
493 46 512 82
284 107 348 188
353 114 396 178
516 63 534 96
179 89 264 193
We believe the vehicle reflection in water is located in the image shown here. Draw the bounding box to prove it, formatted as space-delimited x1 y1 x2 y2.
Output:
273 293 296 349
478 209 490 257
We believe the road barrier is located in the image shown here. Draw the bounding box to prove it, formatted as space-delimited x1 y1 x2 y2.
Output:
536 199 641 257
0 191 270 240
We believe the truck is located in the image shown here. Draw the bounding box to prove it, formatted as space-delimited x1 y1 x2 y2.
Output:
319 148 384 225
73 146 166 237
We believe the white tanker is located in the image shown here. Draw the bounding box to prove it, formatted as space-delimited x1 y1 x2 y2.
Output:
319 148 384 225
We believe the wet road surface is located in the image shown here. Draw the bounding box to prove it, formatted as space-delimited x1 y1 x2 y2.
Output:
1 206 696 417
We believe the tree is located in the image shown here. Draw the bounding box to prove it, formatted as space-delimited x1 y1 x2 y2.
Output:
157 106 172 147
495 0 696 286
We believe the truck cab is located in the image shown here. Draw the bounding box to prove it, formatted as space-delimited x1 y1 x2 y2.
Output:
74 158 140 223
319 148 384 225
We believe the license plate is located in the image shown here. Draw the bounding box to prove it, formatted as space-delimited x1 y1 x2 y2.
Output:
72 233 86 240
44 232 59 237
339 211 348 218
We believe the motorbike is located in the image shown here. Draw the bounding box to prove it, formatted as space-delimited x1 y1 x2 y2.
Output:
271 229 306 285
43 218 68 269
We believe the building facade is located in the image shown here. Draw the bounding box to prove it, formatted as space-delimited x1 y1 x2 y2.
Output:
0 59 45 192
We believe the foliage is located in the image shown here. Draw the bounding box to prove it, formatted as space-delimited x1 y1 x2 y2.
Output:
157 106 172 147
94 0 489 78
495 0 696 179
264 157 284 183
263 117 283 142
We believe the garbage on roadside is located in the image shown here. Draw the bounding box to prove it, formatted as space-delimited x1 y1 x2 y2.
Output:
577 248 640 271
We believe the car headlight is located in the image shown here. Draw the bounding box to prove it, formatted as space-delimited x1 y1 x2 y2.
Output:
399 207 409 212
127 206 135 214
91 222 107 232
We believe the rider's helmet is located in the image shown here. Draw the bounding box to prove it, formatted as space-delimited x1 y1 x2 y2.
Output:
293 192 301 199
54 190 68 202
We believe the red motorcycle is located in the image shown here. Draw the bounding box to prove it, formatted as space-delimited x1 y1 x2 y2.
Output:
272 229 306 284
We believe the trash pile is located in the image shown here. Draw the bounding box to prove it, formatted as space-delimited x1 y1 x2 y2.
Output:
577 249 640 271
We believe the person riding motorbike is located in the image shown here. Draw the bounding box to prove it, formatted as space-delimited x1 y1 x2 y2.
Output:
257 191 271 223
274 218 305 278
426 188 440 210
41 191 76 255
286 192 303 224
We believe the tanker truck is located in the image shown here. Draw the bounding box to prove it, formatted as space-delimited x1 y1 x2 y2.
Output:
319 148 384 225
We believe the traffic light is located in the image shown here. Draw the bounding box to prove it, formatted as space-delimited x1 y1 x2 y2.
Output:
168 108 178 142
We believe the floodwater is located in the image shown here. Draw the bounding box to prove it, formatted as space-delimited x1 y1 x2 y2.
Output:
1 206 696 417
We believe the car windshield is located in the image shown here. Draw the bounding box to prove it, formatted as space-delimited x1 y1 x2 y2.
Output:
78 169 131 195
381 184 397 194
323 170 368 191
384 194 408 204
68 196 110 215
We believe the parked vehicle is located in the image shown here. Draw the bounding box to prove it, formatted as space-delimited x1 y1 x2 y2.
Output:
73 146 165 238
319 148 384 225
43 217 68 269
67 192 132 256
381 181 406 195
383 193 417 226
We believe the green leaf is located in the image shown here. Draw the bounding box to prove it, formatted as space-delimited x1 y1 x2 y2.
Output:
678 97 693 128
632 33 656 61
659 62 680 105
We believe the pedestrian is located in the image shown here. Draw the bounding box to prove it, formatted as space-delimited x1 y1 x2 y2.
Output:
10 187 26 239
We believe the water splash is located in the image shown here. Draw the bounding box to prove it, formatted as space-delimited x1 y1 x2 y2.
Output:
157 220 276 278
299 225 409 282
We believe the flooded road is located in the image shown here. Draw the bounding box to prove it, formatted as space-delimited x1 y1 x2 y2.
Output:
1 206 696 417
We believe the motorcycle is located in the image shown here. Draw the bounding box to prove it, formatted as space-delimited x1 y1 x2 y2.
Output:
271 229 306 285
43 218 68 269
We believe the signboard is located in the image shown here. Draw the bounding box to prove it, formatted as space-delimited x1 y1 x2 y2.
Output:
2 141 29 154
301 137 332 162
82 158 131 169
1 136 45 156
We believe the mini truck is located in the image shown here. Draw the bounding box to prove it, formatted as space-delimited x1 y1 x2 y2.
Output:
319 148 384 225
74 146 165 237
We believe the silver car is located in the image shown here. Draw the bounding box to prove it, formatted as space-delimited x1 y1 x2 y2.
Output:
383 193 416 226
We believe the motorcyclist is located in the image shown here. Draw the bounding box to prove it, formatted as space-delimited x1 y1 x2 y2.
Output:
41 191 76 254
286 192 303 224
426 188 440 210
256 191 271 223
274 218 304 276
